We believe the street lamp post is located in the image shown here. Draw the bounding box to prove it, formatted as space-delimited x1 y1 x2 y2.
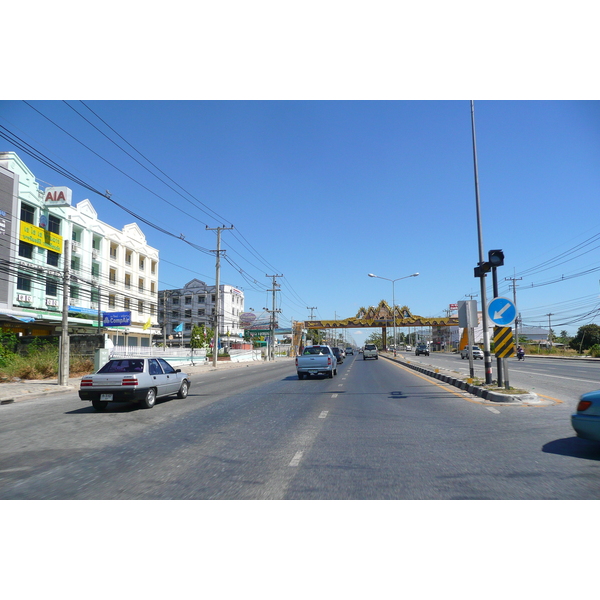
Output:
368 272 419 355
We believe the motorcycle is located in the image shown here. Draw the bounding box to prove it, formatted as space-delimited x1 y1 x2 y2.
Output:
517 349 525 361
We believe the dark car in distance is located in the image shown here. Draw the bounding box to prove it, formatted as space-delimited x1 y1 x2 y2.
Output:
332 347 344 364
415 343 429 356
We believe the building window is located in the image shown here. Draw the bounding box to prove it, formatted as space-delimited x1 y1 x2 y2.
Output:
198 309 205 316
125 250 132 265
71 257 80 272
46 279 58 296
18 241 33 259
185 296 192 305
108 294 116 308
72 228 81 243
171 310 179 319
70 286 80 300
185 309 191 318
138 278 144 292
47 250 60 267
17 273 32 291
198 295 205 303
211 294 216 302
124 298 131 310
150 281 155 293
20 203 35 224
48 215 61 234
138 301 144 314
124 274 131 289
151 261 157 275
185 323 192 331
92 237 101 251
110 243 118 260
91 289 99 303
91 263 100 277
150 304 156 315
109 269 117 285
139 256 145 270
172 297 179 305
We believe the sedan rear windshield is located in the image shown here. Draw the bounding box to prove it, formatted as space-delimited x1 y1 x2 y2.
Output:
98 359 144 373
303 347 330 355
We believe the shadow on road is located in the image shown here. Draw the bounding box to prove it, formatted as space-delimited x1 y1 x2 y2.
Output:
542 437 600 461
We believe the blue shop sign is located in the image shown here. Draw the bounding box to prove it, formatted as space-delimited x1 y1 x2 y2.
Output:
103 311 131 327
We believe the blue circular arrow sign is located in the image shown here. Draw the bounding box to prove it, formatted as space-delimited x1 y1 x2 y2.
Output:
487 297 517 326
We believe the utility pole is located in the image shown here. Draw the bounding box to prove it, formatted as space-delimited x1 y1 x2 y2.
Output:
307 306 317 320
547 313 554 346
206 225 234 367
505 274 522 346
163 290 167 348
265 274 283 360
58 238 71 386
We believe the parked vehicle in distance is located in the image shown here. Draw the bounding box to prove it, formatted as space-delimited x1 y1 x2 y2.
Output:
363 343 378 360
345 347 354 355
79 357 190 411
415 343 429 356
571 390 600 442
332 347 344 364
405 345 412 352
296 345 337 379
460 346 484 359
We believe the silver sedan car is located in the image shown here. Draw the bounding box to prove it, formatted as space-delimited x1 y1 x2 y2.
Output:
79 357 191 411
571 390 600 442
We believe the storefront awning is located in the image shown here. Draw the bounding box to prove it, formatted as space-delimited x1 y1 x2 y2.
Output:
0 312 36 323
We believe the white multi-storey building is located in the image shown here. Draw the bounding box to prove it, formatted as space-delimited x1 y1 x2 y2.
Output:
0 151 159 346
158 278 245 348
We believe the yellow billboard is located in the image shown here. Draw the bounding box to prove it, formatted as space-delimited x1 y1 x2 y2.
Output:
20 222 63 254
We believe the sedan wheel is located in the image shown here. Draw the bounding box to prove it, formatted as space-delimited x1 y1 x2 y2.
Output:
140 388 157 409
92 399 108 411
177 380 189 399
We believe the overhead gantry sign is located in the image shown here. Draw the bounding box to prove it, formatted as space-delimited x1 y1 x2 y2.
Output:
304 301 459 329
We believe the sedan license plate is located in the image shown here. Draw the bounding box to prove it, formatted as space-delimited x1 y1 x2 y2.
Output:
100 394 113 401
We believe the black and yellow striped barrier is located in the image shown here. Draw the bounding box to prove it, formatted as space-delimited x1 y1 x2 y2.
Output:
494 326 515 358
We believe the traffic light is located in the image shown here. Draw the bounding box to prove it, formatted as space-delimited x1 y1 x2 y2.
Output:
488 249 504 268
474 249 505 277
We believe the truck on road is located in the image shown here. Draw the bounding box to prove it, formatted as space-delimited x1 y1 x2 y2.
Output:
363 344 379 360
296 345 338 379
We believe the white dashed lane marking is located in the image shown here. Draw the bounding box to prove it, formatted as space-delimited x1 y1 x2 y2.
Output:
289 452 303 467
319 411 329 419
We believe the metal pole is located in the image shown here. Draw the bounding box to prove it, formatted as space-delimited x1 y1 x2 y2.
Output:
471 100 493 384
492 266 503 386
392 280 396 356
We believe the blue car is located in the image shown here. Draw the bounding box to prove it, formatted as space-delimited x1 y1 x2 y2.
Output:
571 390 600 442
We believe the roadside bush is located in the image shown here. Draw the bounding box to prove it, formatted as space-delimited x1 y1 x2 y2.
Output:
588 344 600 358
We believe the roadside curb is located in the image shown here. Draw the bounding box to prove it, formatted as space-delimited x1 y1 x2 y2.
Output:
0 385 76 406
381 354 542 405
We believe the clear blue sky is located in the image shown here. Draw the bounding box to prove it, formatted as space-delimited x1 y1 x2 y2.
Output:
1 100 599 340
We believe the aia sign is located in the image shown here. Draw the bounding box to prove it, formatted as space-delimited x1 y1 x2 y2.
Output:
44 186 72 207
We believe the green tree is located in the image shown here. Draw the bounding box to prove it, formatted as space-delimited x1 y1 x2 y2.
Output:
570 324 600 352
365 332 383 347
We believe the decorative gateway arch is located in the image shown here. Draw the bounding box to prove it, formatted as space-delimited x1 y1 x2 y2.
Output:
303 300 459 349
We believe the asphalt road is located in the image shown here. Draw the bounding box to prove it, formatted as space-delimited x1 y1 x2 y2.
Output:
1 354 599 499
